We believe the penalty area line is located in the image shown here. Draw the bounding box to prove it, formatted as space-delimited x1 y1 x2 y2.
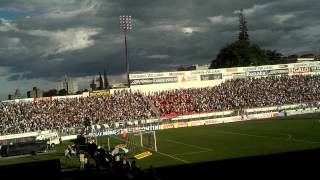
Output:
107 134 190 164
154 150 192 164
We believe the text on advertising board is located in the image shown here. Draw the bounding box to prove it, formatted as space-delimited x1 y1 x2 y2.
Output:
180 76 198 82
291 67 310 73
153 77 178 84
190 69 222 75
200 74 222 81
130 77 178 85
232 73 246 79
244 66 273 71
130 78 153 85
311 66 320 72
129 73 165 79
247 70 268 76
268 69 289 75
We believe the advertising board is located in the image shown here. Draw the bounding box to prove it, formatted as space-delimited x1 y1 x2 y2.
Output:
180 76 198 82
268 69 289 76
89 90 110 97
232 73 246 79
130 77 178 85
291 67 310 74
311 66 320 72
247 70 269 76
200 73 222 81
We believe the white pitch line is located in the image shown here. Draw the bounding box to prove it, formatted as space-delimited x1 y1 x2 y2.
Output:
155 150 192 164
105 134 191 164
278 133 293 140
215 130 320 144
165 139 212 151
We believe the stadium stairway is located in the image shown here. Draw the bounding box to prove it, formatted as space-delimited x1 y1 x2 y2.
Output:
142 95 161 118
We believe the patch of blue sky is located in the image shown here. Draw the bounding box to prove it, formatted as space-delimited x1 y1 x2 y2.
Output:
0 9 38 20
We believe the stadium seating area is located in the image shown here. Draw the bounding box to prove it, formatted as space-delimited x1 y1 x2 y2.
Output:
1 75 320 135
149 75 320 117
0 90 157 135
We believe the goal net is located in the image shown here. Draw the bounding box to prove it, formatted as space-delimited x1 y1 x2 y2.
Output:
126 131 158 154
105 131 157 155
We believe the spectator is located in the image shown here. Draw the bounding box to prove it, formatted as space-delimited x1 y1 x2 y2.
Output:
1 75 320 135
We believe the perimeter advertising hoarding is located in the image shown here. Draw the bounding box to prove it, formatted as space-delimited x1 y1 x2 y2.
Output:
160 123 175 129
130 78 153 85
180 76 198 82
34 97 53 102
89 90 110 97
247 70 269 76
153 77 178 84
243 66 273 72
246 112 279 120
232 73 246 79
311 66 320 72
129 73 165 80
200 73 222 81
130 77 178 85
89 125 161 137
268 69 289 76
291 67 311 74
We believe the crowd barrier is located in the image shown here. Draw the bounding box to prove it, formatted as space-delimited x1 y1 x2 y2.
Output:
83 111 282 139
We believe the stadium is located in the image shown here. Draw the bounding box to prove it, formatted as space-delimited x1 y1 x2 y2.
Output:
1 61 320 179
1 1 320 179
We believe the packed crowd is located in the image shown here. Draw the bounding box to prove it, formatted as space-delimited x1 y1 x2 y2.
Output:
0 90 156 135
148 75 320 116
1 75 320 135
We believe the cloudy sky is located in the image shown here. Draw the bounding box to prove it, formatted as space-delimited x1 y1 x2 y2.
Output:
0 0 319 99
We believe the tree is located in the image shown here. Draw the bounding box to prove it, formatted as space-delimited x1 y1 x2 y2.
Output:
210 41 267 68
264 50 283 64
75 91 82 95
238 9 249 42
210 9 286 69
43 89 58 97
288 54 298 59
58 89 68 96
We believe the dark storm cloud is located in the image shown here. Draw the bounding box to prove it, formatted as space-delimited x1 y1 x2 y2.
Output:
0 0 320 83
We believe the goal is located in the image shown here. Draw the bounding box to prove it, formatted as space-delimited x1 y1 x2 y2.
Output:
105 130 157 154
126 131 158 153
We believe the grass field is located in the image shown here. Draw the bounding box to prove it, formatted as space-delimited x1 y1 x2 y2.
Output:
1 113 320 169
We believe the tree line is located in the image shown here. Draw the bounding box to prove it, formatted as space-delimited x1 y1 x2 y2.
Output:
210 9 318 69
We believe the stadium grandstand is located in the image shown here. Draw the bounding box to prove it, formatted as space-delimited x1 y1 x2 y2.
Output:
0 61 319 136
1 62 320 179
1 62 320 135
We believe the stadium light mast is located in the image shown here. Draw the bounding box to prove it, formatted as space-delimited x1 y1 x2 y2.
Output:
120 15 132 88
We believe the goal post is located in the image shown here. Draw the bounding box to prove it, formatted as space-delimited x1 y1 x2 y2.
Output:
126 131 158 153
103 130 157 154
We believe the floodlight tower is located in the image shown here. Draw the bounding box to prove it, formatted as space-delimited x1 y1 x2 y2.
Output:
120 15 132 88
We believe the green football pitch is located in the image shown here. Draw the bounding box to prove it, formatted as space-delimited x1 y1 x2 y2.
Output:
1 113 320 169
